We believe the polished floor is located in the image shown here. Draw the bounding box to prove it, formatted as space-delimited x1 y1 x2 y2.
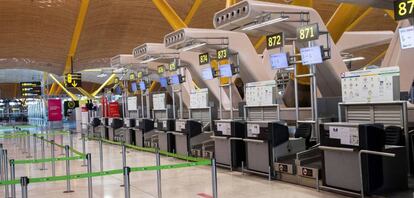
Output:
0 132 348 198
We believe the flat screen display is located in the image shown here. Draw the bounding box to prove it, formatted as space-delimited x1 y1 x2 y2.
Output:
300 46 323 65
114 86 122 95
130 82 137 92
201 67 214 80
270 53 289 69
139 81 146 91
170 75 181 85
219 64 232 77
159 77 168 88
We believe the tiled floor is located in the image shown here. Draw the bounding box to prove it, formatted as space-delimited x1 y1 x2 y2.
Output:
0 133 348 198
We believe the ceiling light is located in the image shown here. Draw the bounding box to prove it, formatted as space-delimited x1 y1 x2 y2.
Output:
140 57 160 64
343 57 365 62
242 16 289 31
179 42 207 52
82 68 102 72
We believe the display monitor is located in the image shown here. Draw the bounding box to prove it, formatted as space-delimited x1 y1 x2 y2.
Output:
130 82 137 92
202 67 214 80
159 77 168 88
270 53 289 69
139 81 146 91
300 46 323 65
170 75 181 85
219 64 233 77
114 86 122 95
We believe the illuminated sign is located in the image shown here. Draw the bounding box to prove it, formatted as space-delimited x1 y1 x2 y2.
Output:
169 62 177 71
297 23 319 42
217 48 229 60
199 53 210 65
300 46 323 65
129 73 136 81
157 65 165 74
114 77 120 84
270 53 289 69
137 72 143 79
20 82 42 97
65 73 82 88
266 32 284 50
394 0 414 21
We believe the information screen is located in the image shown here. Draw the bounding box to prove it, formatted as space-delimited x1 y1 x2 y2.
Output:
399 26 414 49
202 67 214 80
219 64 233 77
130 82 137 92
300 46 323 65
270 53 289 69
114 86 122 95
139 81 146 91
170 75 181 85
159 77 168 88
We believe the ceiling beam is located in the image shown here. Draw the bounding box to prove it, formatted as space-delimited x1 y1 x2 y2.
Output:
184 0 203 25
226 0 237 8
92 74 116 97
49 74 79 101
152 0 187 30
326 3 369 43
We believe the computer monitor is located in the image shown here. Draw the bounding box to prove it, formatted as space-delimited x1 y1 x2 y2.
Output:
114 86 122 95
219 64 233 77
159 77 168 88
139 81 146 91
202 67 214 80
130 82 137 92
170 75 181 85
270 53 289 69
300 45 323 65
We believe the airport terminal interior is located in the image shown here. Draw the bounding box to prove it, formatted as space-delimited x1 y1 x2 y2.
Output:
1 0 414 197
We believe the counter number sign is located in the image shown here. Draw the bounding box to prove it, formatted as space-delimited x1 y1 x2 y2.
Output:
297 23 319 42
114 77 119 84
65 73 82 88
266 32 284 49
157 65 165 74
129 73 136 81
394 0 414 21
137 72 143 79
169 62 177 71
199 53 210 65
217 48 229 60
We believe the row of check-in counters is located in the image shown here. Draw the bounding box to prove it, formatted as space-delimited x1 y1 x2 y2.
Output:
88 117 409 197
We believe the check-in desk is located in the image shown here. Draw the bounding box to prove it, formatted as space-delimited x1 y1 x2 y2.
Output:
89 117 101 137
172 119 213 156
123 118 136 145
319 122 408 197
212 119 246 170
108 118 124 141
157 119 175 152
100 117 109 139
134 119 155 147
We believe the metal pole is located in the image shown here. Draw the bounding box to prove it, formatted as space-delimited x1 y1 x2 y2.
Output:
51 140 56 177
211 158 218 198
4 150 9 198
179 88 183 119
33 134 37 160
20 177 29 198
156 149 162 198
172 91 176 119
99 140 104 172
82 134 87 166
0 146 3 182
69 132 74 157
63 145 74 193
23 133 27 154
26 131 31 158
229 84 233 120
123 167 131 198
121 143 127 187
40 136 47 170
10 159 16 198
219 86 222 119
60 134 64 155
86 153 93 198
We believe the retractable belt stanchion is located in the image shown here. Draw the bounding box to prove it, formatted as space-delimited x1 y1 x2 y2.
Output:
0 145 3 182
121 142 127 187
20 177 29 198
156 148 162 198
3 149 9 198
86 153 93 198
40 136 47 170
63 145 74 193
51 140 56 177
211 158 218 198
82 134 87 166
33 134 37 160
10 159 16 198
99 140 104 172
26 131 31 158
123 167 131 198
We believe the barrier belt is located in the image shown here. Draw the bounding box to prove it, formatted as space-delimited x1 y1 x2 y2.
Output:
13 155 85 165
0 160 211 186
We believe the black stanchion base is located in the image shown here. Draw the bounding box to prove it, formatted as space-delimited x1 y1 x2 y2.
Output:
63 190 75 193
39 168 48 171
120 184 125 187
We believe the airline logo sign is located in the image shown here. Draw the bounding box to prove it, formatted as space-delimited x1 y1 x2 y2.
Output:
65 73 82 88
